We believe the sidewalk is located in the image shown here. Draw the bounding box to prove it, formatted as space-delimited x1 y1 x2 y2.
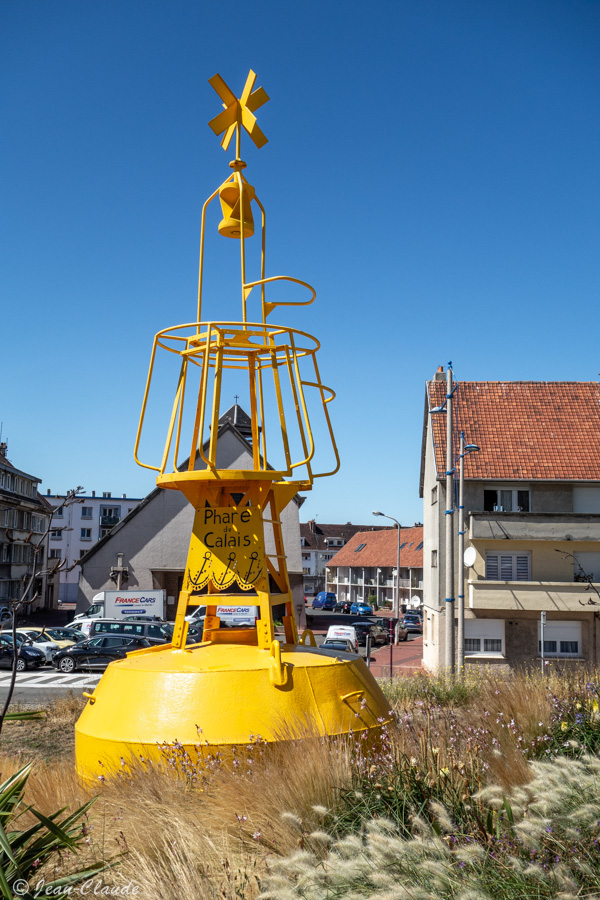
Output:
368 636 423 677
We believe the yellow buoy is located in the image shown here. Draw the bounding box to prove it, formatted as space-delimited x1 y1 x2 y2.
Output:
75 70 392 779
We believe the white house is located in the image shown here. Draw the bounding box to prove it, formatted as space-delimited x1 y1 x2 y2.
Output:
45 490 143 603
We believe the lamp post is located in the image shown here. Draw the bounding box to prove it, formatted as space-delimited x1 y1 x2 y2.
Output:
430 362 456 674
372 510 401 642
457 433 480 673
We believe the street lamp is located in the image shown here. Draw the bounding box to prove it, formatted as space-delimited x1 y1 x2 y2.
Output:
430 363 457 674
372 510 401 641
457 433 480 673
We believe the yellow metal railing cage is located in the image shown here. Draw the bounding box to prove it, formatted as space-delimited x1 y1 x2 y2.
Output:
134 319 340 485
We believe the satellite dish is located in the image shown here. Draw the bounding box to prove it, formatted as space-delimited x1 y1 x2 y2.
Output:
463 546 477 567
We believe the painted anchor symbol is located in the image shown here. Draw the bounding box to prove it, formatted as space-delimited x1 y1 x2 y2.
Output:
187 552 211 588
215 551 237 587
243 551 260 584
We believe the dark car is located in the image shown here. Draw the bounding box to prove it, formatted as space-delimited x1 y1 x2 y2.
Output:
0 635 45 671
401 614 423 634
334 600 352 614
351 621 391 646
312 592 337 610
122 615 166 623
53 635 151 673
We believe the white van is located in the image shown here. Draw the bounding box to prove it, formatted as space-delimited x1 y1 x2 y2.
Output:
185 605 260 628
325 625 359 653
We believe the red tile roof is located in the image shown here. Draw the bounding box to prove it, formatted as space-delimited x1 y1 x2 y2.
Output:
327 526 423 569
427 381 600 481
300 521 386 551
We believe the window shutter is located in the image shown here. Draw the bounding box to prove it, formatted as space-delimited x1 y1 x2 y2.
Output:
515 556 529 580
485 555 499 579
500 556 513 579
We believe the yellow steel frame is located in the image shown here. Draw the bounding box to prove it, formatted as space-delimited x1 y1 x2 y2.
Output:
133 68 339 653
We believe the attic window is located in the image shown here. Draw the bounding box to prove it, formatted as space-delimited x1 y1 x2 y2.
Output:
355 543 366 552
399 542 407 549
416 542 423 550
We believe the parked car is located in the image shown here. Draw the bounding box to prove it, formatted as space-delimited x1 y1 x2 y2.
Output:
0 635 45 671
351 621 391 646
87 619 171 645
325 625 359 653
40 627 84 647
401 614 423 634
122 615 166 623
53 636 151 672
334 600 352 614
320 639 357 654
312 592 337 610
15 628 62 661
350 602 372 616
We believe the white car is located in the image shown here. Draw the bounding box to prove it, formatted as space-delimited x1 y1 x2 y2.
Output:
14 629 60 664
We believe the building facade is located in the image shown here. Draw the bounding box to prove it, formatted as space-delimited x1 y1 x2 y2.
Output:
45 491 143 603
325 526 423 610
0 443 52 610
300 521 386 600
421 371 600 672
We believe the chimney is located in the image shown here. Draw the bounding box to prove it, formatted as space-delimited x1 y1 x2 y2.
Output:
122 493 126 498
433 365 445 382
91 491 95 497
46 489 51 495
308 519 316 533
0 442 7 457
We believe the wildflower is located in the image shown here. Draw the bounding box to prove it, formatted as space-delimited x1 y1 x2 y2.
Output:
561 722 569 732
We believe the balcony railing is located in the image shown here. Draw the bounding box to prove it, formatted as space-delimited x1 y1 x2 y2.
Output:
469 579 600 612
100 515 120 527
469 512 600 542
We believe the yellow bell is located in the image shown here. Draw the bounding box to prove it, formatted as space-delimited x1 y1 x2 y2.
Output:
218 180 256 238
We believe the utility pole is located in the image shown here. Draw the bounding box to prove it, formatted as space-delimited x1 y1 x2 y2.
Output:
457 433 480 674
445 364 455 675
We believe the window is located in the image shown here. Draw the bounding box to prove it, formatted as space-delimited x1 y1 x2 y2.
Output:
80 528 92 540
52 508 63 518
48 549 62 559
81 507 93 519
484 488 530 513
538 620 581 658
431 486 438 504
465 619 505 656
100 527 112 538
101 506 119 518
431 550 437 567
50 530 62 539
355 543 366 552
485 552 530 581
416 542 424 550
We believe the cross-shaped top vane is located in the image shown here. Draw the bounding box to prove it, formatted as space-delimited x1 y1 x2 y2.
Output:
208 70 269 153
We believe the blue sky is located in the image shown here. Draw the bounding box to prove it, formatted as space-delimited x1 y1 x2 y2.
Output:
2 0 600 528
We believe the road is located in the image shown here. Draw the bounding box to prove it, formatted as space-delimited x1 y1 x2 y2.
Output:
0 670 101 704
0 610 422 703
